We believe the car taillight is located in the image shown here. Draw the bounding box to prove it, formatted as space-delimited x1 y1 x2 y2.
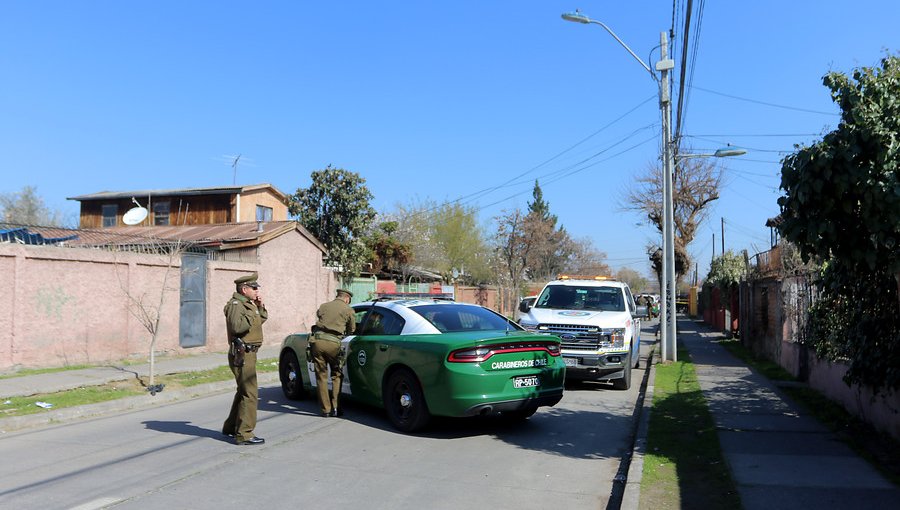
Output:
447 347 492 362
447 342 561 362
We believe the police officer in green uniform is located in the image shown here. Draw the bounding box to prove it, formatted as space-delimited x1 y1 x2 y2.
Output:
222 272 268 445
311 288 355 417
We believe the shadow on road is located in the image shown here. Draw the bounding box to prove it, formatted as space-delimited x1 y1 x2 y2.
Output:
141 420 233 442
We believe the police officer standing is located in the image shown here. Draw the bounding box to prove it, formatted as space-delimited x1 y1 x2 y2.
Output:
222 272 267 445
311 289 355 417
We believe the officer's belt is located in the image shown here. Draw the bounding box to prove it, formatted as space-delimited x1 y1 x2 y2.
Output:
244 343 261 353
313 331 343 343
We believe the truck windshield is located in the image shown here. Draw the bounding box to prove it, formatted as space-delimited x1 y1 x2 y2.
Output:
535 285 625 312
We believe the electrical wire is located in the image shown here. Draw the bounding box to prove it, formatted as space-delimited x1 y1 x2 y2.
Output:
472 133 659 213
691 85 840 116
414 95 658 215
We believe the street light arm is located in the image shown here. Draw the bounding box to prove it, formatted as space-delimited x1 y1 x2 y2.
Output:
587 19 654 77
561 12 654 78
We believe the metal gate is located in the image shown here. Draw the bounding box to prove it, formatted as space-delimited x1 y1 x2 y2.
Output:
344 276 377 304
179 253 207 347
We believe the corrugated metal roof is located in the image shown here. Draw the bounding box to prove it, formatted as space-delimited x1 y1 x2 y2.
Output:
67 183 289 202
3 221 326 253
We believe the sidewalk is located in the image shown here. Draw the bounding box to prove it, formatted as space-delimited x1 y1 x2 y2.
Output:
678 317 899 509
0 344 281 432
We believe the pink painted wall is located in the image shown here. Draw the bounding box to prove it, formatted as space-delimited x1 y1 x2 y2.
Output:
0 230 336 371
780 341 900 441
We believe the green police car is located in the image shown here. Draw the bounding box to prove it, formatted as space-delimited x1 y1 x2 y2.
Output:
279 298 566 432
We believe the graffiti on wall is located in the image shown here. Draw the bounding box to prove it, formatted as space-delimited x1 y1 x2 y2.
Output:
33 285 74 320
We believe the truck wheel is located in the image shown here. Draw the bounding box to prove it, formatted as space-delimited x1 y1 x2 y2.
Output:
280 351 306 400
383 369 431 433
613 353 632 391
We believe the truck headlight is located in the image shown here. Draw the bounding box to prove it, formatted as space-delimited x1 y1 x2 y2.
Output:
608 328 625 348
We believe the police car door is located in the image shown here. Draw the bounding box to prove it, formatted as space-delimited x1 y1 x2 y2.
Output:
307 306 366 396
346 306 405 406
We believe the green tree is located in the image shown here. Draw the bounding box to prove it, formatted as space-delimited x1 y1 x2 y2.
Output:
527 180 556 224
365 221 411 273
430 203 491 283
388 200 492 284
778 54 900 392
289 165 376 279
525 180 572 281
705 250 746 290
0 185 70 226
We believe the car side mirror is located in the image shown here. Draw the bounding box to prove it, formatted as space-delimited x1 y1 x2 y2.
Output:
519 301 532 313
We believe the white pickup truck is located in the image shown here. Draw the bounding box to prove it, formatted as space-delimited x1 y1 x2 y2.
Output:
517 275 649 390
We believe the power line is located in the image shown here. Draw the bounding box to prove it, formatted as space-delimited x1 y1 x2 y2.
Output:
412 95 658 216
473 134 659 213
689 135 794 153
691 85 840 116
687 133 821 137
726 167 781 179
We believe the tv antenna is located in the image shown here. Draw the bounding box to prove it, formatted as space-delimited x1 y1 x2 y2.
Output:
231 154 241 185
123 197 149 225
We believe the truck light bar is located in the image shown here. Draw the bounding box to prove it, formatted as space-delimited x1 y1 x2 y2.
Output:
557 274 614 281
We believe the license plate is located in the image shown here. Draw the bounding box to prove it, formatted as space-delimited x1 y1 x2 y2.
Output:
564 357 578 367
513 376 540 388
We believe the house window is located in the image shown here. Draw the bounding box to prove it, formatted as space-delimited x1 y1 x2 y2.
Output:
154 201 170 226
102 204 118 227
256 205 273 222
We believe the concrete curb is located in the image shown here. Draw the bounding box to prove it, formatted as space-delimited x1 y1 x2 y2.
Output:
621 345 657 510
0 371 280 434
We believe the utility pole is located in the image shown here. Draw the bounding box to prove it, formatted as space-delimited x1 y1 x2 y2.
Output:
658 31 677 362
712 233 716 260
721 217 725 254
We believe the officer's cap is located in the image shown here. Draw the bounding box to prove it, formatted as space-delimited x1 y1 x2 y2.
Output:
336 288 353 298
235 272 260 288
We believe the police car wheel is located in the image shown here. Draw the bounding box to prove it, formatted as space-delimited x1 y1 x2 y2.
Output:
280 351 305 400
383 369 431 433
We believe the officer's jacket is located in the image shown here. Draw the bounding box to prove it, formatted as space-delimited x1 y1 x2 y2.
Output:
224 292 268 345
315 298 355 336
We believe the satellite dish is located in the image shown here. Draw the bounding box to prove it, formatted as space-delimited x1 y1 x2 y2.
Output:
123 206 149 225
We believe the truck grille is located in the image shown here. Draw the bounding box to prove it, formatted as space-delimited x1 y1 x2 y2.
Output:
540 323 608 350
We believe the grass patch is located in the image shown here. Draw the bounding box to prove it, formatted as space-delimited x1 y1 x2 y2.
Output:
641 347 740 510
0 358 280 419
1 384 146 417
0 364 95 380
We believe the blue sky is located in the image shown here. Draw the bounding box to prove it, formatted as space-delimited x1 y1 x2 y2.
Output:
2 1 898 281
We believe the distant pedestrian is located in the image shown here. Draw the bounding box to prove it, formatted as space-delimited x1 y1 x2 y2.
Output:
222 272 268 445
311 289 355 417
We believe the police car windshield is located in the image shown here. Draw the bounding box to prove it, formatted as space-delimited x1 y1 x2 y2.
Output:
535 285 625 312
411 304 523 333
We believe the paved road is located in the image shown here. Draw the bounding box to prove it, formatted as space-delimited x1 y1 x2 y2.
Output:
0 328 656 510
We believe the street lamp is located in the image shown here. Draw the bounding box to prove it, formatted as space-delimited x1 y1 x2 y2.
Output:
665 147 746 361
561 9 677 362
